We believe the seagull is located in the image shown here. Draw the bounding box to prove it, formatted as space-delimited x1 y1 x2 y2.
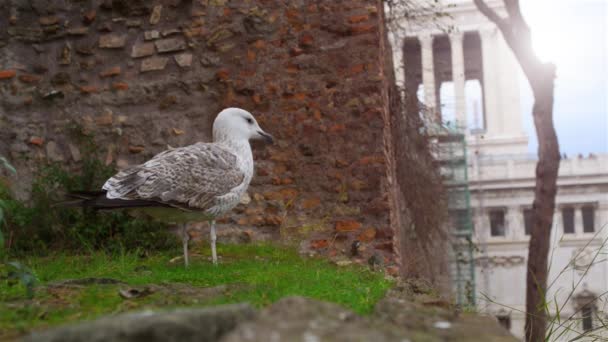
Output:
69 108 273 267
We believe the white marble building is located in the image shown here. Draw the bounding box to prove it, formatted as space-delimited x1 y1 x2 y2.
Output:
389 0 608 339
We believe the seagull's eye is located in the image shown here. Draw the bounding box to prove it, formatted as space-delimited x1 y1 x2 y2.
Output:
246 118 254 125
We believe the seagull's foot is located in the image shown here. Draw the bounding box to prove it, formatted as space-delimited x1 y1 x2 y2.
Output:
210 220 218 266
181 223 190 268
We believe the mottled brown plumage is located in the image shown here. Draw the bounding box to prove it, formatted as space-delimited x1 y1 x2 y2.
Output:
103 142 245 215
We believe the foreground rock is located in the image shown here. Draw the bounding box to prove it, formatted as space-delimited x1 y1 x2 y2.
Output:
24 304 255 342
222 296 516 342
24 281 516 342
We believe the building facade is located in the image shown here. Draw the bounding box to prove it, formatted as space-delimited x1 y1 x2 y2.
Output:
390 0 608 339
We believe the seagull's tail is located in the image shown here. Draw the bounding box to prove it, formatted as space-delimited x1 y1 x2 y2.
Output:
57 191 169 210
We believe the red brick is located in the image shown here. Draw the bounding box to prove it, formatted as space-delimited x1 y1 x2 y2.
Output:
129 145 145 154
357 228 377 242
374 242 393 253
349 24 376 35
83 10 96 24
302 198 321 209
246 49 256 62
112 82 129 91
252 40 266 49
280 188 298 199
216 69 230 81
359 155 384 165
18 74 41 83
350 64 365 75
386 265 399 276
299 33 314 47
265 215 283 226
348 14 369 24
335 220 361 232
285 9 299 20
311 239 329 249
80 85 99 94
0 70 16 79
29 137 44 146
329 124 346 133
99 66 121 78
252 94 262 104
313 109 322 120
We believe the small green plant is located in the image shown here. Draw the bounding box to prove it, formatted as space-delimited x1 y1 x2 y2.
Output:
0 125 176 257
4 261 37 299
0 156 38 299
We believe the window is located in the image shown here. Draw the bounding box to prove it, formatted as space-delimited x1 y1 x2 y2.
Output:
523 209 533 235
582 305 593 332
562 207 575 234
465 80 485 132
496 315 511 331
582 206 595 233
449 209 471 233
490 210 506 237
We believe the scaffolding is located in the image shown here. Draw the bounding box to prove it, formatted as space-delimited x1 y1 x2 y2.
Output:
433 122 476 307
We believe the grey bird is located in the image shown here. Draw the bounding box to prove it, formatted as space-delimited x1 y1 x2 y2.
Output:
71 108 273 266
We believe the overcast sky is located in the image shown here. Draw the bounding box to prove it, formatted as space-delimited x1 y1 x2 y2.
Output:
520 0 607 155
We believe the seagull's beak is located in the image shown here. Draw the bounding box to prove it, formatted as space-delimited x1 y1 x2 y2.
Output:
257 130 274 144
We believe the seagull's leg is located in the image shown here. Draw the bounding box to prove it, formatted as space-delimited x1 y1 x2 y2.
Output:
181 223 189 268
210 220 218 265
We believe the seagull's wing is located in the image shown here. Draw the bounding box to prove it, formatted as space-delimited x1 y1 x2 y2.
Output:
102 143 244 211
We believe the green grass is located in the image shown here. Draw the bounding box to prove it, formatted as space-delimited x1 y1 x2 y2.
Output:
0 243 393 338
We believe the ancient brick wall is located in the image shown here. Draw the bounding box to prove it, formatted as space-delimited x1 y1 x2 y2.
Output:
0 0 405 269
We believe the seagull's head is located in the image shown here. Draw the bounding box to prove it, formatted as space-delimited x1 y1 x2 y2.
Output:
213 107 274 144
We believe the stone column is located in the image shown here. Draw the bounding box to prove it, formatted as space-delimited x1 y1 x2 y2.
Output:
419 34 438 122
599 202 608 239
575 206 584 235
479 27 500 135
507 206 521 240
450 32 466 129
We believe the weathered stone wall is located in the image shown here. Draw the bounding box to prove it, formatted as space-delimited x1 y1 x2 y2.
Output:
0 0 402 268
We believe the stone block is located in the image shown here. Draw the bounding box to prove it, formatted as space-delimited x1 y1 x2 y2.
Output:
39 16 59 26
174 53 193 68
141 57 168 72
45 141 64 162
99 35 127 48
149 5 162 25
154 38 186 53
67 27 89 36
144 30 160 40
131 43 155 58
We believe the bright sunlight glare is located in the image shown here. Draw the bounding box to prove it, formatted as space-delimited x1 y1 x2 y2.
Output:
520 0 570 63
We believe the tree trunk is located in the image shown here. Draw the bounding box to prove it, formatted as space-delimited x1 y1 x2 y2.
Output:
525 70 560 341
472 1 560 340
